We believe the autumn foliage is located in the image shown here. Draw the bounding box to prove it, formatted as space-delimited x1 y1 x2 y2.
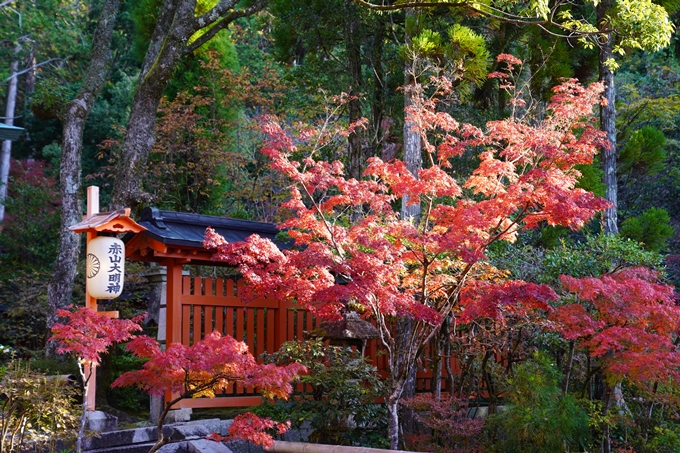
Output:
204 56 615 449
50 307 144 453
112 331 305 451
553 267 680 390
50 307 144 367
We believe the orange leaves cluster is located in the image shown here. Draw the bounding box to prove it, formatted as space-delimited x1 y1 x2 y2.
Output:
205 77 610 331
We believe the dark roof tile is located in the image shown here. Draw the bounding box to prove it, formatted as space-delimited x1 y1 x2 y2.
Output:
131 207 285 249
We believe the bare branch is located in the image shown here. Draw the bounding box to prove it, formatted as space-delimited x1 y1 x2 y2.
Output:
4 58 64 82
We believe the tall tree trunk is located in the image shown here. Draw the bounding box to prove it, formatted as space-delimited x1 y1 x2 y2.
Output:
387 390 403 451
109 0 266 211
0 55 19 224
344 1 363 181
397 12 423 446
109 0 191 211
598 1 618 235
370 16 386 155
402 8 422 220
45 0 122 344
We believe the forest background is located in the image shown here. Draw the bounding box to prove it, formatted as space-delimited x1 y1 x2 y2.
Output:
2 0 680 452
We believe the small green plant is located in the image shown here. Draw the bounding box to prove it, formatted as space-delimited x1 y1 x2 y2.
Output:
0 356 80 453
255 339 388 447
484 352 591 453
620 207 675 252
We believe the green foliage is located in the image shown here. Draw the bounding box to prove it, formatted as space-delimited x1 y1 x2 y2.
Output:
402 24 489 91
131 0 161 63
445 25 491 88
107 344 150 414
620 207 675 252
489 233 663 285
0 356 80 453
575 161 606 197
609 0 674 55
646 426 680 453
31 79 75 121
0 269 50 354
619 126 667 177
0 160 60 353
542 234 663 281
484 353 591 452
256 339 388 447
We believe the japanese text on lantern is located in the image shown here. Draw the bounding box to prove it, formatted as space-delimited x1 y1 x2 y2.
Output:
86 237 125 299
107 242 123 294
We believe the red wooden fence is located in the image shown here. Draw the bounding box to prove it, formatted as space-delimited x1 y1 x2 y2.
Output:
170 276 455 409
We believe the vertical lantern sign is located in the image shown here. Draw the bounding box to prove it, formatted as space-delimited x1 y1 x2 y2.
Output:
86 236 125 299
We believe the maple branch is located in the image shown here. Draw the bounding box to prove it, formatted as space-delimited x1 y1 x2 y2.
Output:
371 300 393 356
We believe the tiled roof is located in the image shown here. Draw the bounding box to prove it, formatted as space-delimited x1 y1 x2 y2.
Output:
132 207 284 248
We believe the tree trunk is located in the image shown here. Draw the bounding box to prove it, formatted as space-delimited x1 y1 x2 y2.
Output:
45 0 122 344
402 8 421 220
370 17 386 156
0 56 19 224
109 0 266 211
598 1 618 235
387 387 404 450
344 1 363 181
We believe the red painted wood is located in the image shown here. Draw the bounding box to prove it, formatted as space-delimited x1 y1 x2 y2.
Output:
256 308 265 360
226 307 234 339
266 308 275 356
181 305 191 346
193 305 201 344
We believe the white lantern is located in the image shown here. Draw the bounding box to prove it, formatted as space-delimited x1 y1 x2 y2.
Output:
86 236 125 299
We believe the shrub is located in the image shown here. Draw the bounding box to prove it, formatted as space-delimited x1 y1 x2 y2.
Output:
255 339 388 447
620 207 675 252
484 353 591 452
0 356 80 453
402 394 484 453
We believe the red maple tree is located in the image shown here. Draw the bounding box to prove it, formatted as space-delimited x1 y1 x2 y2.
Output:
112 331 305 452
553 266 680 396
50 307 144 452
204 57 610 449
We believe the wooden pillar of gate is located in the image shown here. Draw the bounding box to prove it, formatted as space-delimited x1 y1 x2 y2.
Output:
163 259 184 407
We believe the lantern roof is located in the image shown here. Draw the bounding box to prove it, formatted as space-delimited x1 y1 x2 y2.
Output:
70 208 146 234
0 123 24 141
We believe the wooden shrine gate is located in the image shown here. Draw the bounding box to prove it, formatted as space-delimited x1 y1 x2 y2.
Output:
125 207 458 409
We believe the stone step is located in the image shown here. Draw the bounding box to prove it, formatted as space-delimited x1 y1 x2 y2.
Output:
83 419 229 452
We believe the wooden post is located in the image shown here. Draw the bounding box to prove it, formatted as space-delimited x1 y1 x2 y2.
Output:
85 186 99 411
69 186 143 411
165 260 183 406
